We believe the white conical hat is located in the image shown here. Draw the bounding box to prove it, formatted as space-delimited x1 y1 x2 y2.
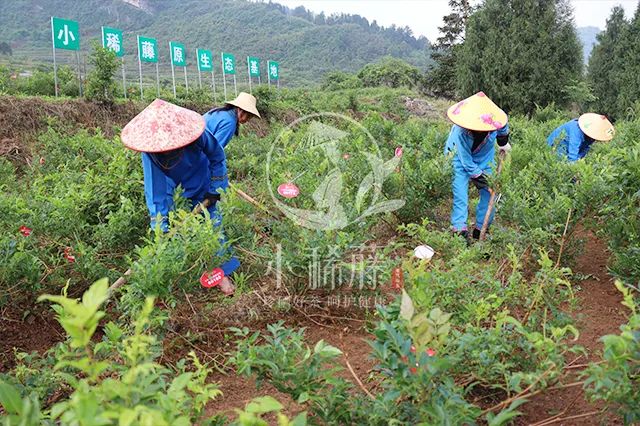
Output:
578 113 615 141
121 99 205 153
225 92 261 118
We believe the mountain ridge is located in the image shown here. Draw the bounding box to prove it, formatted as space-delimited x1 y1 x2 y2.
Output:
0 0 433 85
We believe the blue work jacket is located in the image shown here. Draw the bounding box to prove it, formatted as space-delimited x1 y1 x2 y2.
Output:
546 119 593 162
444 124 510 177
142 108 238 228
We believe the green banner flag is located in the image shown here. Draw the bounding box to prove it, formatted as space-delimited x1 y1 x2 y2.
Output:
248 56 260 77
170 41 186 67
197 49 213 71
138 36 158 63
101 26 123 57
268 60 280 80
51 17 80 51
221 52 236 75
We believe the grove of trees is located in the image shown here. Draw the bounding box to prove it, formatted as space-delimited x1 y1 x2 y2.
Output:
588 5 640 120
427 0 640 119
455 0 582 114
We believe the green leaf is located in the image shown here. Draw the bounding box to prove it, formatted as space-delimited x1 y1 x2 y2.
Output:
289 411 308 426
169 373 193 393
82 278 109 312
313 340 342 358
297 392 310 404
486 398 527 425
118 409 137 426
0 381 23 415
245 396 283 414
399 290 414 321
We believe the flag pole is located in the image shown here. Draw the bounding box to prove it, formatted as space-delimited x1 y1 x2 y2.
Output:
197 49 202 89
137 35 143 100
221 52 227 101
247 56 252 94
170 43 176 97
51 17 58 97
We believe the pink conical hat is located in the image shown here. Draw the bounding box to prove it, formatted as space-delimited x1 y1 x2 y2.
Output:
121 99 205 153
447 91 508 131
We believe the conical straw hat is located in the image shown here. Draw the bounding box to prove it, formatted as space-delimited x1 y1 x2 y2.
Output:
578 113 615 141
447 91 508 131
225 92 261 118
121 99 205 153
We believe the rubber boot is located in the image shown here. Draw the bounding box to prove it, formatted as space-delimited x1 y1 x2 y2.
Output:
455 230 470 246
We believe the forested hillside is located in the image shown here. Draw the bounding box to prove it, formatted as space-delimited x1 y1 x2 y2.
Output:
0 0 433 85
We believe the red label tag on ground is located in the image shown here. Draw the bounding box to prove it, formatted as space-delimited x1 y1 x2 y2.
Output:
200 268 225 288
277 182 300 199
391 267 404 290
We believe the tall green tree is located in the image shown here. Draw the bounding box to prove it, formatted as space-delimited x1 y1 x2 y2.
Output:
457 0 583 114
618 5 640 119
587 6 629 120
429 0 472 98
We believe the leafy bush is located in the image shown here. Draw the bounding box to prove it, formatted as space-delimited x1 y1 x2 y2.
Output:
85 43 119 103
231 322 353 424
320 71 362 91
584 282 640 424
0 279 223 425
357 57 425 90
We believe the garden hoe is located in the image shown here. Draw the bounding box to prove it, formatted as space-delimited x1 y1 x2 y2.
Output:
479 150 507 240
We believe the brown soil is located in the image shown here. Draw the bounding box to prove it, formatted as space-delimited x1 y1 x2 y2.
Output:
158 283 385 421
0 230 628 424
0 306 64 372
204 318 374 421
518 230 627 425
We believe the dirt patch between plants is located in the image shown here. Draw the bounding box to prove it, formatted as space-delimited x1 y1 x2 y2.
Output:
159 284 386 421
518 230 627 425
0 306 64 372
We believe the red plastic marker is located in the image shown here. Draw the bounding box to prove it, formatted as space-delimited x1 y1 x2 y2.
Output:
277 182 300 199
200 268 225 288
395 146 403 158
19 226 32 237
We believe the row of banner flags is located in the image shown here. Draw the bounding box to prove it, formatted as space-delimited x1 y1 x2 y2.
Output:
50 16 280 100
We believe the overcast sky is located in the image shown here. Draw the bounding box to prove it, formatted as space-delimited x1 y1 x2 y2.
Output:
274 0 639 41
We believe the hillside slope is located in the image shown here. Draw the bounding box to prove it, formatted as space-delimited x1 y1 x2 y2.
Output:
0 0 433 85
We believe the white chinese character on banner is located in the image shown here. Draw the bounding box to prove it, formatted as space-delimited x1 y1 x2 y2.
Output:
141 41 155 60
105 33 121 53
173 46 183 64
250 60 258 74
224 57 234 72
200 53 210 68
270 63 278 77
57 24 76 46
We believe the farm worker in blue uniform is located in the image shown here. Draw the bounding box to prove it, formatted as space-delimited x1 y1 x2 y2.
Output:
547 113 615 162
121 93 261 295
444 92 511 241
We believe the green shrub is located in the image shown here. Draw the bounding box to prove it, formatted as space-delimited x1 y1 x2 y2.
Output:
85 43 119 103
